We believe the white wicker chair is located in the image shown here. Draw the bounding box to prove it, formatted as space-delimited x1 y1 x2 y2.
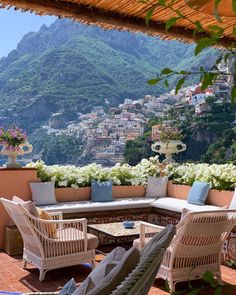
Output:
1 198 98 282
136 210 236 292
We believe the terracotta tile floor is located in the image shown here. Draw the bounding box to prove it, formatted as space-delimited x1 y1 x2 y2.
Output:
0 251 236 294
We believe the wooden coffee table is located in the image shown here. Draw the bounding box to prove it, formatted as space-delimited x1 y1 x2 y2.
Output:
88 221 164 247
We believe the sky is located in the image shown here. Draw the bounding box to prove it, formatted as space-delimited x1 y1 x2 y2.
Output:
0 8 56 58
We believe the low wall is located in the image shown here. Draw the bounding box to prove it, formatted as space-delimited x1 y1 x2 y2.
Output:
0 170 234 250
0 168 38 248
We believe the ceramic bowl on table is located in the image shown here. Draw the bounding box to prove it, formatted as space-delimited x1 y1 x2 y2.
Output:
123 220 135 229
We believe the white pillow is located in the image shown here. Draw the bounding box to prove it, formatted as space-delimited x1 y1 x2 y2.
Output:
145 176 168 198
229 188 236 209
29 181 57 206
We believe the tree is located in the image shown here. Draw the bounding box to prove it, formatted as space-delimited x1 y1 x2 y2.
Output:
144 0 236 103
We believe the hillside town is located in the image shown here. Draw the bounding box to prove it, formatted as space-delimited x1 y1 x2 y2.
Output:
40 62 232 166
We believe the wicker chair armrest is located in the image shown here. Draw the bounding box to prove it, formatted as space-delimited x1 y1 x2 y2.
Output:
139 222 164 250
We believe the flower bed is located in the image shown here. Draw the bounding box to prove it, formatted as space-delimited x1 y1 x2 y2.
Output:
166 163 236 191
27 157 160 188
27 159 236 191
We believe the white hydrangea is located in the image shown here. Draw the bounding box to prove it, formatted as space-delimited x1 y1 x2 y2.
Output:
27 159 235 190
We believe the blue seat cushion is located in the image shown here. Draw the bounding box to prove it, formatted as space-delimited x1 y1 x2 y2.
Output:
187 181 210 206
91 181 113 202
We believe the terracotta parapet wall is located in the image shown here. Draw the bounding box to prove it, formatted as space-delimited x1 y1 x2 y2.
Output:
0 168 39 248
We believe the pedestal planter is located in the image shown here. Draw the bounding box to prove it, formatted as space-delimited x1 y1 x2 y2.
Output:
151 140 186 163
0 142 33 168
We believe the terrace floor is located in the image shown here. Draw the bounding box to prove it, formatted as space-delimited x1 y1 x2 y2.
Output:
1 251 236 295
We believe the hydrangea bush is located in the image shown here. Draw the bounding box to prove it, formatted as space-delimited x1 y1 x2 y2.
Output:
27 159 236 191
27 157 161 188
166 163 236 191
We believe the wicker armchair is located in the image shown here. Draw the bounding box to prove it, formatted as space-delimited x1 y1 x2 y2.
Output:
1 198 98 281
136 210 236 292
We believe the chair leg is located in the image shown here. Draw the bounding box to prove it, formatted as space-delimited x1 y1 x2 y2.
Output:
169 279 175 293
39 269 46 282
23 259 27 268
216 271 223 286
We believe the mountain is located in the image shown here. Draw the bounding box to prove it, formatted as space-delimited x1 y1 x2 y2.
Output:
0 19 216 131
0 19 220 164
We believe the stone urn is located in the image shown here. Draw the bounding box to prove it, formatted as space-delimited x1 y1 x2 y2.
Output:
151 140 186 164
0 142 33 168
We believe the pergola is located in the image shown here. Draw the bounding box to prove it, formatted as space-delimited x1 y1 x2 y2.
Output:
0 0 235 46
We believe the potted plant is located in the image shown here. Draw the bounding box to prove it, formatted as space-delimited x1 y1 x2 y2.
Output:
0 126 32 168
151 126 186 163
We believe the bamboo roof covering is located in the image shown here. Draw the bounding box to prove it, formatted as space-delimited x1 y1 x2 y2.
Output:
0 0 236 45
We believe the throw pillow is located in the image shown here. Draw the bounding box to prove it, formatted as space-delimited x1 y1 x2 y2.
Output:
145 176 168 198
59 278 77 295
229 188 236 209
187 181 210 206
87 247 140 295
37 208 57 238
30 181 57 206
91 181 113 202
12 196 39 217
73 247 126 295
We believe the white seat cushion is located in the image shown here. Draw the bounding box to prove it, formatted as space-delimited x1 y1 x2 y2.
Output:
38 197 156 214
152 197 221 213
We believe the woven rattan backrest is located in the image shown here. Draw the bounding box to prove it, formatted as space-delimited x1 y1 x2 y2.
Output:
1 198 43 257
169 210 236 268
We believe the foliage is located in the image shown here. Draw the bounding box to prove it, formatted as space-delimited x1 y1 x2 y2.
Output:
27 157 161 188
166 163 236 190
0 126 27 151
144 0 236 103
202 129 236 164
0 19 213 125
165 270 233 295
27 159 235 190
124 100 235 165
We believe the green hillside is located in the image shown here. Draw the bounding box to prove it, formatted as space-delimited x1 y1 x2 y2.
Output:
0 19 216 130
